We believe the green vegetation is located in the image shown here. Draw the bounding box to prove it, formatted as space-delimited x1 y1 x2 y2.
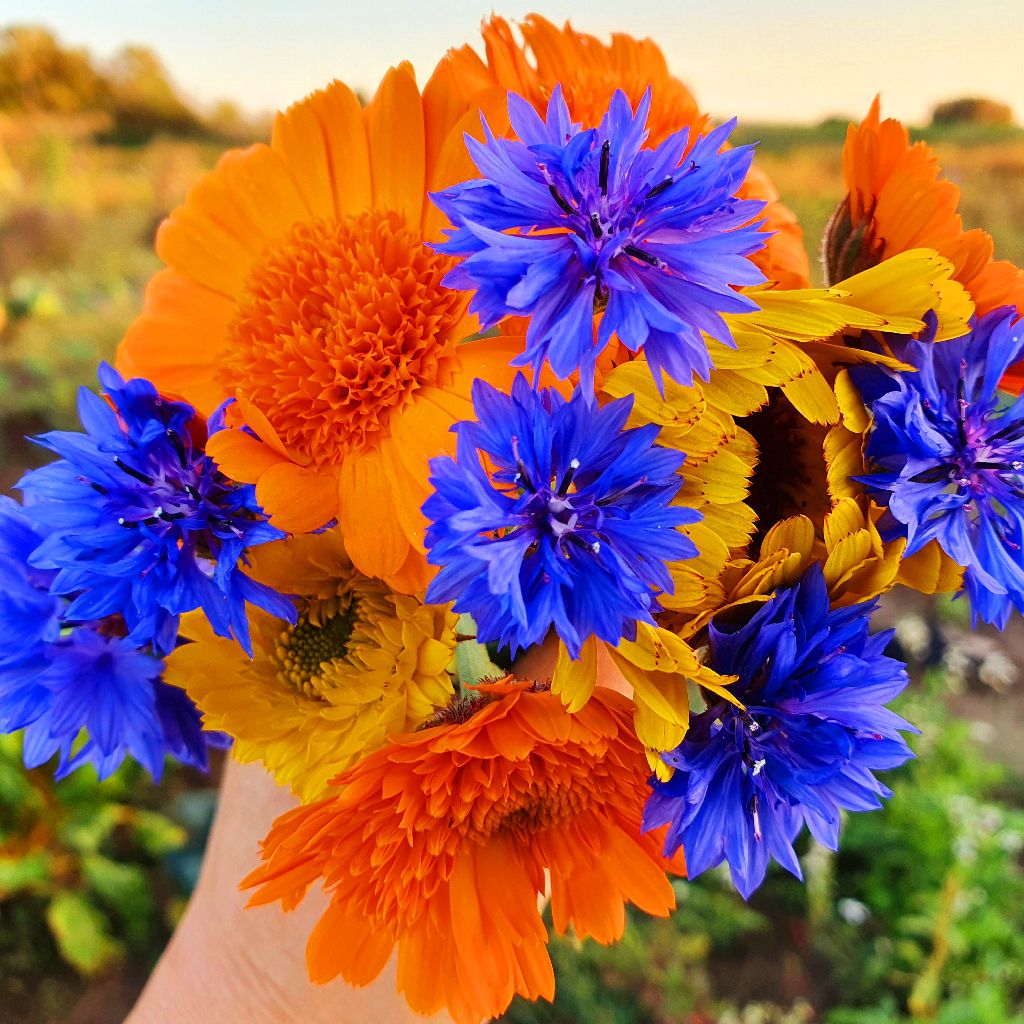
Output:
0 736 215 1023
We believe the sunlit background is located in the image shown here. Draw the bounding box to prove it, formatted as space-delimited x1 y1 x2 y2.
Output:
24 0 1024 123
2 6 1024 1024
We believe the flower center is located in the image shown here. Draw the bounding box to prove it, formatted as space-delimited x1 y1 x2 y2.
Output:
506 439 641 557
223 212 468 468
913 381 1024 514
542 138 672 288
272 604 357 700
112 450 204 529
960 402 1024 492
108 422 245 551
474 778 590 841
742 393 830 550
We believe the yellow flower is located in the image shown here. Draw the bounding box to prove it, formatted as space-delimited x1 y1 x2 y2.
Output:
704 246 971 609
712 248 975 426
166 531 456 802
550 249 972 776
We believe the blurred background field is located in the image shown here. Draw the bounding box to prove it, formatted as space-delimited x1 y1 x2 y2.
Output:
2 22 1024 1024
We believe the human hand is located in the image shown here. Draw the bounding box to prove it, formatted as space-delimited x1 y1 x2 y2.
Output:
125 756 454 1024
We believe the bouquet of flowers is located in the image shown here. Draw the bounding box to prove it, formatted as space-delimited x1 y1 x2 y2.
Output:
3 13 1023 1023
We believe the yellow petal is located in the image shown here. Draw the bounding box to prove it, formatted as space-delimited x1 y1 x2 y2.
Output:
552 636 598 713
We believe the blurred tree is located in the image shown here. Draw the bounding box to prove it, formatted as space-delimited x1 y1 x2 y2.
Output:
931 97 1015 126
204 98 266 143
105 45 200 143
0 28 209 142
0 26 109 114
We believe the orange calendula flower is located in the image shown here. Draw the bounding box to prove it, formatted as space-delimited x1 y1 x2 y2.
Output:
827 97 1024 315
242 679 680 1024
442 13 810 290
834 100 1024 395
117 65 518 592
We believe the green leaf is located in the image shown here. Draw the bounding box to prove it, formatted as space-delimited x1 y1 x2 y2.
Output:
455 639 503 688
0 852 52 897
82 854 155 945
46 890 123 976
455 613 478 638
452 614 502 687
131 809 187 856
58 802 126 855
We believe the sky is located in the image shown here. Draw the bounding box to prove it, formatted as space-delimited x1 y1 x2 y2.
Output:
14 0 1024 124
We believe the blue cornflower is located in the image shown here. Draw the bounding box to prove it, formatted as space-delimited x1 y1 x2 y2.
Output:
0 495 62 724
23 629 167 780
643 565 915 899
423 374 701 658
855 307 1024 628
431 86 768 395
19 363 294 655
0 496 212 780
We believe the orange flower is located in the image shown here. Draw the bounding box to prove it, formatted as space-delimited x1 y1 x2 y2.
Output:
829 97 1024 314
442 13 810 289
116 65 518 593
242 679 680 1024
831 98 1024 393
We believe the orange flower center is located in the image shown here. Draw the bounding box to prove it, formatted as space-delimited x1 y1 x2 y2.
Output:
223 212 468 468
473 778 590 841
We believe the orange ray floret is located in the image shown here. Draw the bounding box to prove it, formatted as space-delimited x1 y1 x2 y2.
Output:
829 97 1024 316
442 13 810 289
116 64 519 592
242 679 681 1024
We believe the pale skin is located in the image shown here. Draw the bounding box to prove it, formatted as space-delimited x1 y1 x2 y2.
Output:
124 756 456 1024
125 639 626 1024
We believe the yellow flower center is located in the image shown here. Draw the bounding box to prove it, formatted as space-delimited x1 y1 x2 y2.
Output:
223 211 468 468
273 604 357 700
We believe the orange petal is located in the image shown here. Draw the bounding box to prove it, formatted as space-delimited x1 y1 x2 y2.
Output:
365 64 426 228
211 144 311 244
422 89 509 243
377 435 430 549
307 899 394 986
422 56 472 187
233 395 294 462
396 904 448 1015
116 270 234 415
184 149 290 260
271 91 336 221
271 81 375 221
156 205 256 299
155 143 307 299
447 334 526 399
316 81 373 217
206 428 288 484
338 449 409 578
383 544 433 596
256 462 339 534
387 389 465 490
